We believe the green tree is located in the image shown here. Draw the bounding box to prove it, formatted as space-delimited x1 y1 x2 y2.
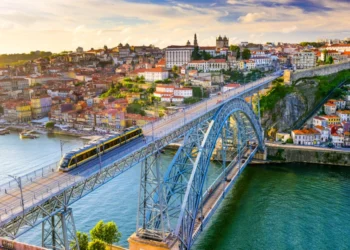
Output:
241 49 251 60
229 45 240 58
191 46 201 60
90 221 105 242
88 239 106 250
103 221 121 244
0 105 3 114
90 221 121 245
77 232 89 250
45 121 55 129
172 65 179 74
326 56 334 64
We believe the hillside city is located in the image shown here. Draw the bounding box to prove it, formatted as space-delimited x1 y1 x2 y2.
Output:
1 35 350 147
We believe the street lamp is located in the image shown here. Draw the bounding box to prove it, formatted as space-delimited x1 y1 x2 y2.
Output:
7 175 25 214
60 140 69 158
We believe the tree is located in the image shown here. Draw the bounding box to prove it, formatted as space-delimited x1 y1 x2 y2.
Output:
103 221 121 244
229 45 240 58
90 221 105 242
45 121 55 129
172 65 179 74
326 56 334 64
241 49 251 60
77 232 89 250
90 220 121 245
191 46 201 60
88 239 106 250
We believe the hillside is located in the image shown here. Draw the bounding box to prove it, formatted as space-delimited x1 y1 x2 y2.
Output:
260 70 350 139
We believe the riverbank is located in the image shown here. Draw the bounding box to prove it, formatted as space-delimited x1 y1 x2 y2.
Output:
265 142 350 166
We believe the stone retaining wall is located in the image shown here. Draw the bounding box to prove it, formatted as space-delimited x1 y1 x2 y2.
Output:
284 61 350 84
267 146 350 166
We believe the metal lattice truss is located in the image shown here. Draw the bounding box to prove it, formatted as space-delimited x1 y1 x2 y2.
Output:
137 98 264 249
0 108 217 241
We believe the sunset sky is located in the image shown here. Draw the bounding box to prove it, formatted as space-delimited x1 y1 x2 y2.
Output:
0 0 349 54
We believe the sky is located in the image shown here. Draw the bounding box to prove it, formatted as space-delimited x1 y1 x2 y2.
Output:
0 0 349 54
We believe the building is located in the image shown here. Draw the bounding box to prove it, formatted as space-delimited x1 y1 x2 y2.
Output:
239 60 256 70
328 99 346 110
321 44 350 53
336 110 350 122
331 133 344 147
320 115 340 125
216 35 229 49
187 59 229 73
222 83 241 93
291 51 316 69
137 68 169 82
251 57 272 67
291 128 321 145
313 116 327 127
31 95 52 119
344 131 350 148
16 102 32 122
314 126 330 142
324 102 337 115
165 45 194 68
154 85 192 102
173 88 192 98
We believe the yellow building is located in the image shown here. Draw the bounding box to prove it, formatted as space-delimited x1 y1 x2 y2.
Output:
321 115 341 125
16 102 32 122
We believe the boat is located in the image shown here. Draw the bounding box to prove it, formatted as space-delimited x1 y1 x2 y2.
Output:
19 130 39 139
0 128 10 135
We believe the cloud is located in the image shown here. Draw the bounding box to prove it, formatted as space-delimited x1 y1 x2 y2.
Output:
0 0 349 53
282 25 298 33
238 12 266 23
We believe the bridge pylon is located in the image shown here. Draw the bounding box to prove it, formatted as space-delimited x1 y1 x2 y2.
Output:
42 207 79 250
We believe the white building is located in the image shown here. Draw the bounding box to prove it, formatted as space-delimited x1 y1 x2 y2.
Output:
154 85 192 102
291 128 321 145
322 44 350 53
165 45 194 68
314 126 330 142
137 68 169 82
331 133 344 147
336 110 350 122
324 103 337 115
313 116 327 127
251 57 272 67
187 59 229 73
174 88 192 98
291 51 316 69
222 83 241 93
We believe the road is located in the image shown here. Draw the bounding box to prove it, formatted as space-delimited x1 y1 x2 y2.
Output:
0 74 279 226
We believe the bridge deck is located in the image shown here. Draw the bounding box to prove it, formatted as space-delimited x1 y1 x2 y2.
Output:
0 75 278 232
192 148 256 240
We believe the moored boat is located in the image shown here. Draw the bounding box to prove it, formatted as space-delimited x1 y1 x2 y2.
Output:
19 130 39 139
0 129 10 135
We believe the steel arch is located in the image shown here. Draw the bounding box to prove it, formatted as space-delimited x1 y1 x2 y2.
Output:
140 98 264 249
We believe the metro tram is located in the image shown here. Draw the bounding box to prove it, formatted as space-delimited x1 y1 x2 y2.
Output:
58 127 143 172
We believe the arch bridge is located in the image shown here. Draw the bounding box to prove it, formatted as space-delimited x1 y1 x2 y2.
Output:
133 98 264 250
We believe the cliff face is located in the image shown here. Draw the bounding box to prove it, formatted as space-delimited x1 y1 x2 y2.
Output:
261 79 319 137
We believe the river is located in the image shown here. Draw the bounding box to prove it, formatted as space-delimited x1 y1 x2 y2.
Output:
1 133 350 249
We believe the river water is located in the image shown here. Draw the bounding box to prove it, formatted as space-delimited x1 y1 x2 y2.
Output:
1 133 350 249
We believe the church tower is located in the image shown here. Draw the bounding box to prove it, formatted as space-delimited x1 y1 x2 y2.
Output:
194 33 198 47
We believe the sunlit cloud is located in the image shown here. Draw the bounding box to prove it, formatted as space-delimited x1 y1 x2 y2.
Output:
0 0 349 53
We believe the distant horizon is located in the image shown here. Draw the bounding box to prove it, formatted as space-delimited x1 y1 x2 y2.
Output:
0 38 345 55
0 0 349 54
